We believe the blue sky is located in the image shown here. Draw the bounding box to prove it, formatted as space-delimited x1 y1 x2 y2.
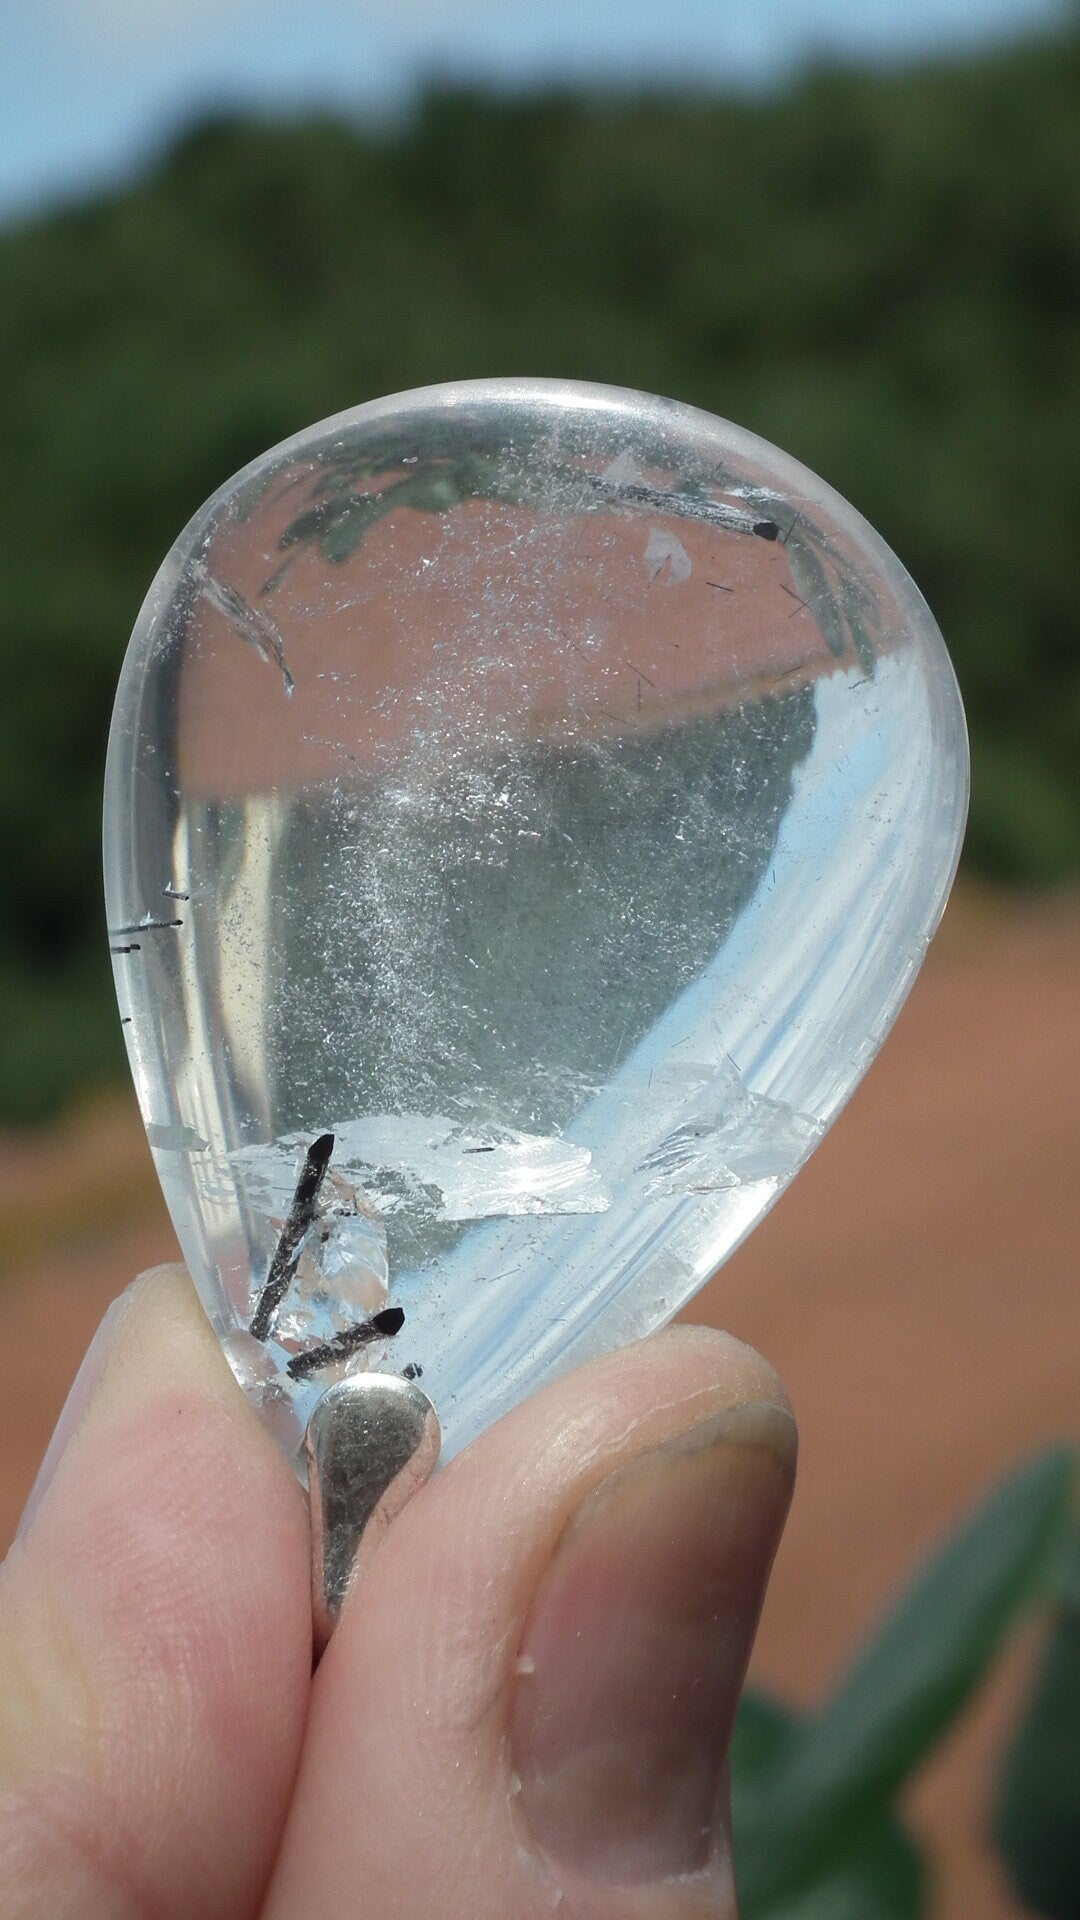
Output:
0 0 1070 223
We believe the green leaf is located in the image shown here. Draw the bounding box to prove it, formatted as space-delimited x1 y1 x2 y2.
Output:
739 1449 1077 1910
731 1688 801 1801
994 1544 1080 1918
732 1693 927 1919
750 1818 924 1920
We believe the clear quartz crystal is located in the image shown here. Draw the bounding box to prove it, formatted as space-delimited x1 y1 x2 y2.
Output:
103 378 968 1468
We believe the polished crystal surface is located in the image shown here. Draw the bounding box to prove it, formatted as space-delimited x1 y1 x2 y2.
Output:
103 378 968 1465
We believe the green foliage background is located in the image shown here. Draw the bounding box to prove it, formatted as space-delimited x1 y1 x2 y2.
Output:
2 23 1079 1120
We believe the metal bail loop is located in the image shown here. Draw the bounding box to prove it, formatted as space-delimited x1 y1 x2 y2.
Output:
305 1372 441 1654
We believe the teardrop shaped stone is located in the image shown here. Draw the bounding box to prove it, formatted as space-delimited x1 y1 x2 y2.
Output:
104 379 968 1465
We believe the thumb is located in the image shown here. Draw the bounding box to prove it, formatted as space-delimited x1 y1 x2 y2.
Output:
264 1324 796 1920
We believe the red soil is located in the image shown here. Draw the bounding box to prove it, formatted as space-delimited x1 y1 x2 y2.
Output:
2 886 1078 1918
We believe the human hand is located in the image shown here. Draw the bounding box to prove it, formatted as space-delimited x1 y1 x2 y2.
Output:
1 1264 796 1919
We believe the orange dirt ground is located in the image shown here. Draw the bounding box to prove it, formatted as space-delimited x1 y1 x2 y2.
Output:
1 886 1077 1918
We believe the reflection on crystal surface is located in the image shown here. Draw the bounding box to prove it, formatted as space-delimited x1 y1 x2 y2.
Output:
104 379 968 1465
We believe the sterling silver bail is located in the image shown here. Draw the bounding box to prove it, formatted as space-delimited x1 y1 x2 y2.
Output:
305 1372 441 1654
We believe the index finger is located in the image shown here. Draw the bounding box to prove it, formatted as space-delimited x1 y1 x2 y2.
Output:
0 1266 310 1920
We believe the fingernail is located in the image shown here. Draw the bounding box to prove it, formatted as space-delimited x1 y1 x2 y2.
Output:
511 1399 797 1887
16 1292 128 1538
